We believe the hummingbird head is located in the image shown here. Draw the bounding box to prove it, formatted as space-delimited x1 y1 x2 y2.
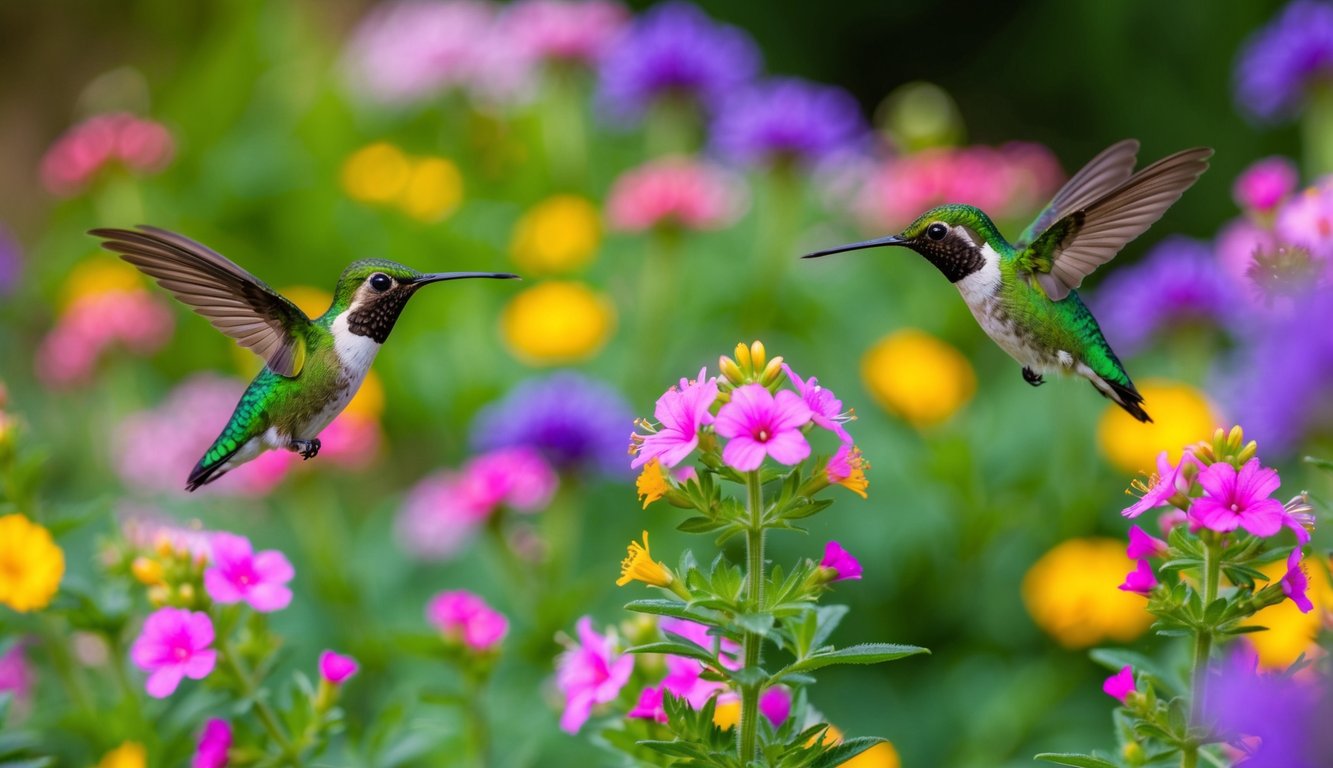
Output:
803 204 1006 283
330 259 518 343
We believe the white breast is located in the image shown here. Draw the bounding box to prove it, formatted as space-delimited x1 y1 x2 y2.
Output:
955 242 1003 305
330 311 382 376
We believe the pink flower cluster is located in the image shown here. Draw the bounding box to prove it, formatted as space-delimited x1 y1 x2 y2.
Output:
396 446 558 560
556 616 636 732
203 533 295 613
41 112 174 196
606 156 747 233
501 0 628 64
427 590 509 652
36 290 174 388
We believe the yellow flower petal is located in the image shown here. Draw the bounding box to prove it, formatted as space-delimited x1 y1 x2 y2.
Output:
61 258 144 310
510 195 601 275
501 282 615 365
839 742 901 768
399 156 463 222
97 742 146 768
342 142 411 204
636 460 670 509
1021 537 1153 648
0 514 65 613
1097 380 1219 476
861 329 975 428
617 531 673 588
713 695 740 730
279 285 334 319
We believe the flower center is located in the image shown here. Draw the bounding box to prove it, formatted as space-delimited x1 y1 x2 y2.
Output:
1230 503 1240 513
173 645 190 661
756 429 769 442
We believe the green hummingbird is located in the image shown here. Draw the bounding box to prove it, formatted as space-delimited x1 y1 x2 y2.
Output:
804 140 1212 423
90 226 518 491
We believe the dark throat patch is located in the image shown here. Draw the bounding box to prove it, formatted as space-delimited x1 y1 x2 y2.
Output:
911 239 986 283
347 286 417 343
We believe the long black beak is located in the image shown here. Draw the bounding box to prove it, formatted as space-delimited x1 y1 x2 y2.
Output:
802 235 907 259
410 271 521 285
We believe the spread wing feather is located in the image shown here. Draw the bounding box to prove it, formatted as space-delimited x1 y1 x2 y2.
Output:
89 225 310 376
1015 139 1140 249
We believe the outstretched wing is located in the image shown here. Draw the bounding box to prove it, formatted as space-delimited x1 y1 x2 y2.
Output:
1018 147 1212 301
1014 139 1141 249
89 225 310 376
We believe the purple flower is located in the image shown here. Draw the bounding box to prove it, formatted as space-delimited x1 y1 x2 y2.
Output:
0 224 20 297
1234 0 1333 121
130 607 217 698
555 616 635 733
632 368 718 469
1102 665 1136 703
471 371 634 477
714 384 813 471
203 533 295 612
1126 525 1169 560
759 686 791 726
1118 559 1158 595
426 590 509 652
0 642 32 703
192 719 231 768
1235 157 1300 212
1205 646 1325 767
819 541 862 582
782 364 852 442
1276 180 1333 261
1092 237 1238 354
711 78 867 167
459 447 558 513
1282 548 1314 612
319 650 360 684
596 2 760 121
1189 459 1286 537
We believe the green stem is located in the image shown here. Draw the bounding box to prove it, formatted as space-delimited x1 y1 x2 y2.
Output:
746 165 803 333
1185 539 1223 767
631 228 682 393
739 471 765 763
1301 83 1333 178
463 668 492 768
219 638 297 763
39 615 94 716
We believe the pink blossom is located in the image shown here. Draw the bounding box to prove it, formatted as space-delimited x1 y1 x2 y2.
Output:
0 643 32 703
1118 560 1158 595
319 650 359 684
606 157 747 232
120 511 215 560
1215 218 1279 301
317 413 382 469
203 533 294 612
1281 549 1313 613
426 590 509 652
555 616 635 733
395 472 491 560
632 368 718 469
36 291 174 388
192 719 231 768
759 686 791 726
660 653 724 708
1103 665 1136 703
819 540 862 581
130 607 217 698
713 384 813 471
502 0 629 64
459 447 558 513
1122 451 1191 518
1276 181 1333 260
659 618 740 667
1158 508 1190 534
1126 525 1169 560
1234 157 1299 212
627 685 668 723
1189 459 1286 537
40 113 174 196
782 363 852 443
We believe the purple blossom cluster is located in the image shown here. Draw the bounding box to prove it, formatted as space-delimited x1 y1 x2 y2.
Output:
1234 0 1333 121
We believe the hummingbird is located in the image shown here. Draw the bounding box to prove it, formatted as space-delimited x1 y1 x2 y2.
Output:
90 226 518 491
804 140 1212 423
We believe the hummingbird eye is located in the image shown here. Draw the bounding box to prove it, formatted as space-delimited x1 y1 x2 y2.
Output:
368 273 392 292
926 223 948 241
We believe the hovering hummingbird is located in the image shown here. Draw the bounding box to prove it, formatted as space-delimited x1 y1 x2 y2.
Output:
90 226 518 491
804 140 1212 423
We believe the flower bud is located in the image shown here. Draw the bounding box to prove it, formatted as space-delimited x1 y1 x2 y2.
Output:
131 556 163 586
734 341 752 369
748 340 766 371
718 354 744 386
147 585 170 606
759 355 784 387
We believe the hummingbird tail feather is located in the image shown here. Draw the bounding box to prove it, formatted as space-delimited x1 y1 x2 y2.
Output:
1094 378 1153 423
186 449 237 492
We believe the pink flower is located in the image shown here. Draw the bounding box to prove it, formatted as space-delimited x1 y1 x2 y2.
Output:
130 607 217 698
1122 451 1190 518
1281 549 1313 613
632 369 718 469
40 113 174 196
1189 459 1286 537
36 291 174 388
192 719 232 768
460 447 558 513
627 685 668 723
606 157 747 232
659 618 740 667
660 653 725 707
395 472 491 560
759 686 791 726
782 364 852 442
317 413 382 469
555 616 635 733
0 643 32 703
426 590 509 652
819 541 862 581
713 384 813 471
203 533 294 612
502 0 629 65
1215 217 1279 302
319 650 359 684
1126 525 1169 560
1102 665 1136 703
1118 560 1158 595
1158 508 1190 534
1234 157 1299 212
1276 182 1333 260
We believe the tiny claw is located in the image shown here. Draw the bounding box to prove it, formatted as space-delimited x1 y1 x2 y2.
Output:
1022 367 1045 387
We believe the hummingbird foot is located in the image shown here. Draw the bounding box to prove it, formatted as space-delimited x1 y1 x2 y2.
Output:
1022 367 1046 387
291 439 321 460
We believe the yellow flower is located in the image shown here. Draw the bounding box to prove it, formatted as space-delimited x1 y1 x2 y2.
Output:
617 531 673 588
342 142 412 204
829 446 869 499
0 514 65 612
130 556 163 586
280 285 334 319
713 695 741 729
1021 537 1153 648
636 460 670 509
400 156 463 222
839 742 901 768
61 258 143 310
501 282 615 364
1097 380 1218 475
97 741 146 768
510 195 601 274
861 329 975 428
1243 554 1332 669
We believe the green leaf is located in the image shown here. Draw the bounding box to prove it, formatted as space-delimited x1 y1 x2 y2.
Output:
809 605 848 652
777 643 929 677
734 612 775 635
627 641 717 664
678 516 726 533
1303 455 1333 472
1034 752 1121 768
624 598 696 620
809 737 885 768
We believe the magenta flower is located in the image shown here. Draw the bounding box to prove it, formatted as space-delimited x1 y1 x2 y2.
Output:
40 112 174 196
555 616 635 733
1122 451 1190 518
632 368 718 469
713 384 813 472
426 590 509 652
1118 560 1158 596
819 541 862 582
319 650 360 684
606 156 747 233
627 685 668 723
203 533 295 612
502 0 629 66
1126 525 1169 560
660 653 724 708
1189 459 1286 537
1282 549 1314 613
759 686 792 726
1276 180 1333 260
192 719 232 768
37 290 174 389
130 607 217 698
460 447 558 513
0 643 32 704
782 364 852 443
1234 157 1299 212
659 617 740 667
1102 665 1136 703
395 471 492 560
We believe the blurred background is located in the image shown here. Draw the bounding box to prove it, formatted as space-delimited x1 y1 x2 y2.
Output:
0 1 1330 766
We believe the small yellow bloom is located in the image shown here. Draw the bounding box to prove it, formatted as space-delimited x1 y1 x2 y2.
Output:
809 724 842 747
861 329 975 428
342 142 412 204
1244 554 1332 669
0 514 65 612
830 446 869 499
344 369 385 420
510 195 601 275
280 285 334 319
61 258 143 310
713 695 740 729
839 742 901 768
636 460 670 509
97 741 146 768
617 531 673 587
1022 537 1153 648
400 156 464 222
130 556 163 586
1097 380 1218 475
501 281 615 365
